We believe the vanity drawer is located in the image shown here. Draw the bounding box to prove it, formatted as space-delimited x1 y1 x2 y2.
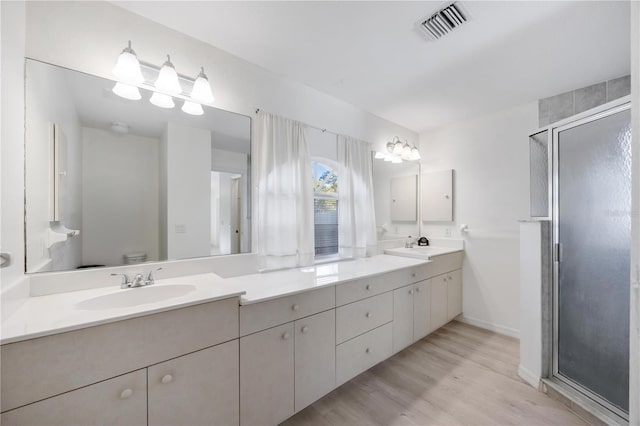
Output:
336 265 428 306
426 252 464 278
335 322 393 386
336 292 393 344
1 297 238 412
240 286 335 336
1 369 147 426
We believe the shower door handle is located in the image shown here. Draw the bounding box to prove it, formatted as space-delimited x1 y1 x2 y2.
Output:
554 243 562 263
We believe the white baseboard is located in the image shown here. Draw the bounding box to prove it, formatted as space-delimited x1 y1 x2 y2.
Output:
518 364 541 389
456 315 520 339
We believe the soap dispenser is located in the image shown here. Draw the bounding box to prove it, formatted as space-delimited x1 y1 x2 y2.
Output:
418 236 429 246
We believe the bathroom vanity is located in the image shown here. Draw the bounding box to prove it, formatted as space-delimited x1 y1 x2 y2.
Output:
0 252 463 426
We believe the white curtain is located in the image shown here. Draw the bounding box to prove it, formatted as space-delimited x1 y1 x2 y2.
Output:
337 134 377 258
256 112 314 270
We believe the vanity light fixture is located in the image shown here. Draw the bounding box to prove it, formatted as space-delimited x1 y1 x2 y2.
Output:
111 41 214 115
154 55 182 95
375 136 421 163
112 82 142 100
149 92 175 109
181 100 204 116
190 67 214 104
112 41 144 85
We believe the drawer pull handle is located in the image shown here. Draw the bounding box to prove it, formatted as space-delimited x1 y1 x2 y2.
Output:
301 326 309 334
292 304 300 311
365 284 371 290
161 374 173 384
120 388 133 399
365 348 370 354
282 332 290 340
408 289 413 295
365 312 372 318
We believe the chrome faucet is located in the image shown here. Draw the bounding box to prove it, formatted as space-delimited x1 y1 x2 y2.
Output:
112 267 163 289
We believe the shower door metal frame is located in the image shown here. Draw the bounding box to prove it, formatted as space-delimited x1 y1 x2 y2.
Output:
551 101 631 420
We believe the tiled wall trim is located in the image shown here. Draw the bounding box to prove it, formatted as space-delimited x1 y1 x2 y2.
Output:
538 75 630 127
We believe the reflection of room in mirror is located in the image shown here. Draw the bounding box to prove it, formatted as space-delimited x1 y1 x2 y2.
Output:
372 157 420 241
24 59 251 274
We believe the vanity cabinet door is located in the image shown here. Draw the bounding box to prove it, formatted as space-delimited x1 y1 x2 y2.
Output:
431 274 449 331
294 310 335 412
240 323 294 426
392 285 414 353
447 269 463 320
1 369 146 426
148 340 239 426
413 279 432 341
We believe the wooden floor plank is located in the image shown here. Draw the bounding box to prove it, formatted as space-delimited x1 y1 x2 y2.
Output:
282 320 588 426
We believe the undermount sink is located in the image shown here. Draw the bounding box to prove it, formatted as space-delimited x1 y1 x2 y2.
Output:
384 246 461 260
76 284 197 310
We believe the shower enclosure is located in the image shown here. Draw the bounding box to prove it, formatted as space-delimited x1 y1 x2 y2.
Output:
529 99 631 419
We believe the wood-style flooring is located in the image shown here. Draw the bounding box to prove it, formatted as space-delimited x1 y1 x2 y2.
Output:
283 320 588 426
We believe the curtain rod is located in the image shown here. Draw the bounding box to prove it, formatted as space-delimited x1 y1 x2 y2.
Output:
255 108 339 136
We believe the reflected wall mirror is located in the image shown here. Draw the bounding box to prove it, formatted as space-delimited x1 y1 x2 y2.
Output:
372 156 420 240
25 59 252 273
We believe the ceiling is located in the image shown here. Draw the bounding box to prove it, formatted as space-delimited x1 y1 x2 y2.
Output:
115 1 631 132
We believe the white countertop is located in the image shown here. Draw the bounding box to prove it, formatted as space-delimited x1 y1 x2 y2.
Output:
1 255 428 345
383 245 463 260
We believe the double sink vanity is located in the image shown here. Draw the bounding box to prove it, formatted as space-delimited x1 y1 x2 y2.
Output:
1 245 463 426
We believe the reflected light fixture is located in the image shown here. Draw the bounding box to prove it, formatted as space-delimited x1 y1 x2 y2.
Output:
112 82 141 100
112 40 144 85
155 55 182 95
182 100 204 116
375 136 421 163
190 67 214 104
149 92 175 108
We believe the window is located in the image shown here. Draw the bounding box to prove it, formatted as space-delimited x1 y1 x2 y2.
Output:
312 160 338 256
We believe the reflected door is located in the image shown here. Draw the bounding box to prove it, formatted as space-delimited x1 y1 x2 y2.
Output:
554 106 631 415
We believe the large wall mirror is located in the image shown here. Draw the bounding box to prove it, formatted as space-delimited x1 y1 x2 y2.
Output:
372 156 420 240
25 59 251 273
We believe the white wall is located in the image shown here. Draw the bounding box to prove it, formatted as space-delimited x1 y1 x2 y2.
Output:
164 122 211 260
419 102 537 337
81 127 159 266
0 1 26 287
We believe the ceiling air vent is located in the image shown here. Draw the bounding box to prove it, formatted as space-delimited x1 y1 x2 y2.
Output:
419 2 469 41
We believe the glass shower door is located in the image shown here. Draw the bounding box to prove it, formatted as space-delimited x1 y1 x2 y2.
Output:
554 105 631 416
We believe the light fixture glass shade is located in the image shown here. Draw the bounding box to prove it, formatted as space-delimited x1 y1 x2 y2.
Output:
112 82 141 100
181 100 204 116
112 41 144 85
155 55 182 95
374 151 385 159
393 140 403 155
149 92 175 108
402 143 412 160
411 146 421 160
191 67 214 104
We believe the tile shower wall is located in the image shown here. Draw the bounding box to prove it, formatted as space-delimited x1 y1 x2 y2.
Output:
538 75 630 127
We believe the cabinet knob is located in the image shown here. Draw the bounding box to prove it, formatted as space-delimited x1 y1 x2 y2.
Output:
412 273 416 278
365 284 371 291
120 388 133 399
365 348 370 354
365 312 372 318
282 332 290 340
415 287 420 292
444 194 450 199
448 275 452 280
291 304 299 311
161 374 173 384
301 326 309 334
408 289 413 295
